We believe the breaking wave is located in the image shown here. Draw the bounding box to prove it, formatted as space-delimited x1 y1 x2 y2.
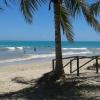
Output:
0 47 24 51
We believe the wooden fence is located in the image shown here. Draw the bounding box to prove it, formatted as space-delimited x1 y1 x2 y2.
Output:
52 56 100 76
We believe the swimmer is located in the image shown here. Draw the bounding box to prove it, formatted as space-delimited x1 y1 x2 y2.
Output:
34 48 36 52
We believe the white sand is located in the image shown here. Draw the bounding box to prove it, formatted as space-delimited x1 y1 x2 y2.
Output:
0 61 52 94
0 58 100 94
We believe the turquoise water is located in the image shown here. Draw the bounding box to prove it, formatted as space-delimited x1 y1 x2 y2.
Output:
0 41 100 48
0 41 100 64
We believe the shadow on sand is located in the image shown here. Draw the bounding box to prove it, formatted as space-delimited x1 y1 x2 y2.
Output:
0 72 100 100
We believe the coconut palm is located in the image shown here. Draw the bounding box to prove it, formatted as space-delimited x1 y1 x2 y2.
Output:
3 0 100 79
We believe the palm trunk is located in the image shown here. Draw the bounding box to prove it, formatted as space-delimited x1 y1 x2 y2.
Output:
53 0 64 77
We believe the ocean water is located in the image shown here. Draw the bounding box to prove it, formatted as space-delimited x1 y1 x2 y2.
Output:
0 41 100 64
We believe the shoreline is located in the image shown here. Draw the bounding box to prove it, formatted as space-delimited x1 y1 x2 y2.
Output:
0 57 53 68
0 47 100 65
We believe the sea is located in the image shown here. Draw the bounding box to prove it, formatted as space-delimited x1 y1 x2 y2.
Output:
0 41 100 65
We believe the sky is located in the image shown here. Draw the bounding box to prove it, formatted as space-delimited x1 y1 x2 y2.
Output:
0 1 100 41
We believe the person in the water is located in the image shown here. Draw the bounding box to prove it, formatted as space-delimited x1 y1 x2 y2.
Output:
23 48 26 54
34 48 36 52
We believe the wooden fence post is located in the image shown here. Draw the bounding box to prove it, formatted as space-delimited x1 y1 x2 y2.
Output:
70 60 72 73
96 56 99 73
52 59 55 71
77 56 79 76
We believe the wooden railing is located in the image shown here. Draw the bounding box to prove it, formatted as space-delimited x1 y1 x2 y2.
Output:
52 56 100 76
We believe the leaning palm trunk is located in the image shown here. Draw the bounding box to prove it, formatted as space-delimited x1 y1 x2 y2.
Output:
53 0 64 77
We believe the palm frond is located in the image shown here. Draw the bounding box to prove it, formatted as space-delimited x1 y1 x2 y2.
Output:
90 1 100 16
64 0 85 16
64 0 100 32
3 0 13 6
60 5 74 42
20 0 47 23
81 3 100 32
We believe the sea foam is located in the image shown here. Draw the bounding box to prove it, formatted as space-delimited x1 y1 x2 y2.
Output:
0 47 24 51
62 48 88 50
0 51 92 64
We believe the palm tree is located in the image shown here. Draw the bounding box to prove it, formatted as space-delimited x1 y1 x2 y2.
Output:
3 0 100 79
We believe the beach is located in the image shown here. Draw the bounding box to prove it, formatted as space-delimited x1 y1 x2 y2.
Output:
0 58 100 96
0 41 100 99
0 0 100 99
0 60 52 94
